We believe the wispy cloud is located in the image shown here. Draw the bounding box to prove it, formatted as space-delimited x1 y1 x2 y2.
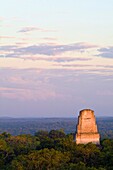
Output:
18 26 43 33
42 37 57 41
0 67 113 109
53 57 91 63
0 68 64 101
0 86 63 101
0 45 17 51
97 46 113 58
18 26 52 33
0 36 15 39
0 42 97 58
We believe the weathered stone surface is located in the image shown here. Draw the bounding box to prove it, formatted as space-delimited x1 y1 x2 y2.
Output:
76 109 100 144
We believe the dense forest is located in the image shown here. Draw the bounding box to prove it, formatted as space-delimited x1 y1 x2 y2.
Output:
1 129 113 170
1 117 113 169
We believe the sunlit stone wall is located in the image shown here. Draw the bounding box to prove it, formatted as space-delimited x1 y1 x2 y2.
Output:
76 109 100 144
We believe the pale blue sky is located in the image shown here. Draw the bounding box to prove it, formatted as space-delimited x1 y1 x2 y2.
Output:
1 0 113 44
0 0 113 117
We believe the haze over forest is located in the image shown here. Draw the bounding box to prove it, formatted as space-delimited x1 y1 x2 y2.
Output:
0 0 113 117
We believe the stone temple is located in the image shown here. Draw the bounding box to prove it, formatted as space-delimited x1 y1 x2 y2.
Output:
76 109 100 144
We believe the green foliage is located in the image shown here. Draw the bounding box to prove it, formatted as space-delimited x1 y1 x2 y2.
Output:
35 130 49 140
0 138 14 169
6 134 39 155
49 129 66 139
0 132 11 139
10 148 70 170
1 129 113 170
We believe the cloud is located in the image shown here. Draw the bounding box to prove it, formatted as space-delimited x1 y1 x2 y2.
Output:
0 36 15 39
0 68 65 101
18 26 50 33
0 42 97 58
62 64 92 68
0 45 17 51
0 67 113 109
42 37 57 41
97 46 113 58
0 86 63 101
0 55 5 58
18 27 42 33
53 57 91 63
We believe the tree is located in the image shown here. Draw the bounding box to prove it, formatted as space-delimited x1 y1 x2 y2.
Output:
100 139 113 169
0 138 14 169
35 130 49 141
6 134 39 155
49 129 66 139
10 148 70 170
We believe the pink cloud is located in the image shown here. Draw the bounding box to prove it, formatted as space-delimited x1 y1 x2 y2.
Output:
42 37 57 41
0 36 15 39
0 87 63 101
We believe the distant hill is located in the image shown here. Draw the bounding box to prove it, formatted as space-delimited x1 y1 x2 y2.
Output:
0 117 113 139
0 117 13 119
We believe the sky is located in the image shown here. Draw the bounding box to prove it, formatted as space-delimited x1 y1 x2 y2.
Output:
0 0 113 117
